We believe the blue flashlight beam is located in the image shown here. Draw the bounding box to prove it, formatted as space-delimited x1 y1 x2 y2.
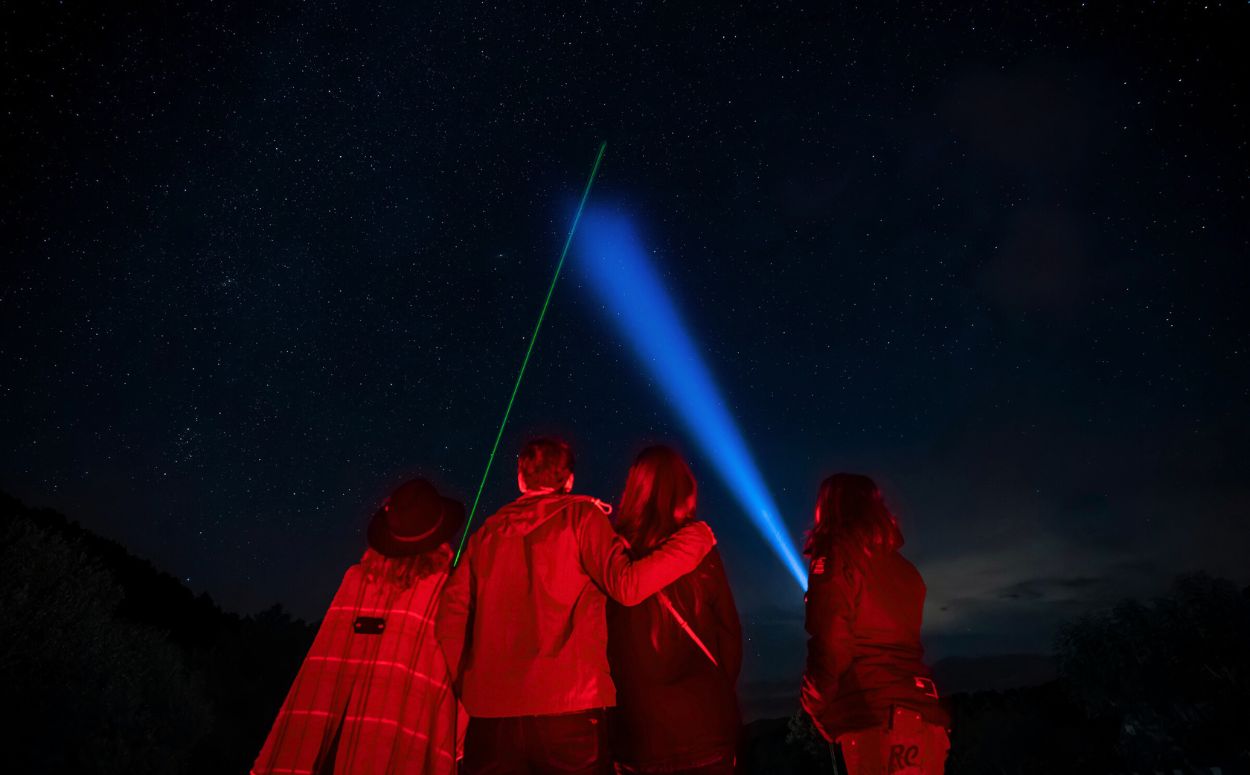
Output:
573 209 808 590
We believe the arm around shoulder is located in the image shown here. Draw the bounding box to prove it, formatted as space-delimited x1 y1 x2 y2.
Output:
579 511 716 606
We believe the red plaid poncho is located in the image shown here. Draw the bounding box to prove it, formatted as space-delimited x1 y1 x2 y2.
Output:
253 557 465 775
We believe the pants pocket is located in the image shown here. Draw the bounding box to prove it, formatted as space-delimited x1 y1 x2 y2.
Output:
834 717 947 775
534 710 607 774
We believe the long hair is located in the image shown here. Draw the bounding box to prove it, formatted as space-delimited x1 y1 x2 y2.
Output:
803 473 903 562
615 445 698 554
614 446 704 652
359 544 451 589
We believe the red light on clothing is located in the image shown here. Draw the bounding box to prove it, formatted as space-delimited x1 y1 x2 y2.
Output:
913 676 939 698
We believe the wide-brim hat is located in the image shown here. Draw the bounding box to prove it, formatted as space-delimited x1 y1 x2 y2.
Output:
367 478 465 557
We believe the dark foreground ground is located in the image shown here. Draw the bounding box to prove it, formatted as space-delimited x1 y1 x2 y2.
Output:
3 493 1247 774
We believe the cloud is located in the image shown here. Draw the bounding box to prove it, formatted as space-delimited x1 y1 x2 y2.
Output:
919 527 1145 634
998 575 1107 601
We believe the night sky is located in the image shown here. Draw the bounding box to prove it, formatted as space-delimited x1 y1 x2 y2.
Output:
4 2 1248 716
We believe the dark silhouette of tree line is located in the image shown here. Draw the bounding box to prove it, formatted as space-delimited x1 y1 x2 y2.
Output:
1 492 1246 774
0 493 314 774
1054 573 1250 773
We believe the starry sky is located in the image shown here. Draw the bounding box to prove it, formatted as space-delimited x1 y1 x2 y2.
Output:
4 2 1248 716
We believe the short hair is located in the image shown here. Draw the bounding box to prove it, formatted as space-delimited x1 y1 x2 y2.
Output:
518 437 575 490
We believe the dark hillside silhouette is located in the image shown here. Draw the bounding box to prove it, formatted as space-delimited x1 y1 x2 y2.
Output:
1057 573 1250 772
2 510 210 774
0 493 314 775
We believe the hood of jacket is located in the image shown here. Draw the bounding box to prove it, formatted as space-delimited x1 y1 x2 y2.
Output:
489 491 610 537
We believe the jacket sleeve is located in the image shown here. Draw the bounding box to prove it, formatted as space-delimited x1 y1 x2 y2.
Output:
577 508 716 606
801 554 861 740
706 548 744 683
435 539 474 692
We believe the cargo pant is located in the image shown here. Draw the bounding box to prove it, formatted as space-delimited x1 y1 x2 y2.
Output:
831 707 949 775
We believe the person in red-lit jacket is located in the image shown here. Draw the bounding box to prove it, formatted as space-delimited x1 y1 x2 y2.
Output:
800 474 950 775
607 446 742 775
252 478 467 775
436 437 717 775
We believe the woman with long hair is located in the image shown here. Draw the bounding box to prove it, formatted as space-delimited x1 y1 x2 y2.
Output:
800 474 950 775
608 446 742 775
252 478 467 775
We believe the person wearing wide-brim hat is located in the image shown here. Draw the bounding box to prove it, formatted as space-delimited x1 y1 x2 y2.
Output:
253 478 469 775
367 478 466 558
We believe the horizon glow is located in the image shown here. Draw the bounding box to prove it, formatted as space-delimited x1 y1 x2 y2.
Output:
573 207 808 591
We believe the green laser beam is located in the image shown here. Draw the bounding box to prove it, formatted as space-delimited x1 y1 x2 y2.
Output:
453 141 607 566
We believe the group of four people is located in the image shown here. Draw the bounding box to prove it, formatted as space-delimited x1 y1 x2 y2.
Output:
253 438 949 775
